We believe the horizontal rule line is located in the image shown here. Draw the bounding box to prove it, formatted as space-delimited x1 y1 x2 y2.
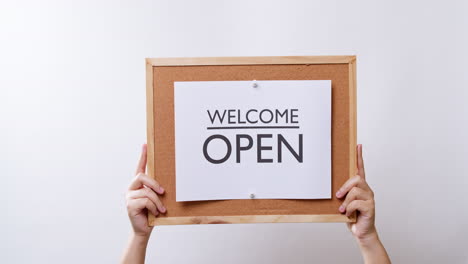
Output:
207 126 300 130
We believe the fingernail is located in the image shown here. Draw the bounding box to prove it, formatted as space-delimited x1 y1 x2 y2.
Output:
339 205 345 212
159 187 164 193
336 190 341 197
161 207 166 213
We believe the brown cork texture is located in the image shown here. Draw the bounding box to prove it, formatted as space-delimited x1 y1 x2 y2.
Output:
151 64 351 219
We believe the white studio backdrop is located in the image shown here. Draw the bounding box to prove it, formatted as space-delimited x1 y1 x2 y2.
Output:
1 1 467 263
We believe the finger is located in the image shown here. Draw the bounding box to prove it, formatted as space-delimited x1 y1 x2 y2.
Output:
129 173 165 195
127 187 167 213
357 144 366 179
127 198 158 217
345 200 373 217
338 187 372 213
336 175 370 198
135 144 147 175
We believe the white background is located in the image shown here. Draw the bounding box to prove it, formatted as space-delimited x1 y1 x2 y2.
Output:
1 1 467 263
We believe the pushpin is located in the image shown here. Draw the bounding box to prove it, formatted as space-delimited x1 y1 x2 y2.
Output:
252 80 258 88
250 193 255 199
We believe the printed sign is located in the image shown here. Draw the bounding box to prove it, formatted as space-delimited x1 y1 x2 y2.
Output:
174 80 331 201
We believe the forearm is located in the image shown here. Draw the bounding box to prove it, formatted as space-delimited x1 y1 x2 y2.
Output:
357 232 391 264
121 233 151 264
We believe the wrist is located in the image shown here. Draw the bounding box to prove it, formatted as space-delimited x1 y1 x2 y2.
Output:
355 230 391 264
131 232 151 245
356 230 380 248
121 232 151 264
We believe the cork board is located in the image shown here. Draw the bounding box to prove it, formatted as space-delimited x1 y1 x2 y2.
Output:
146 56 357 226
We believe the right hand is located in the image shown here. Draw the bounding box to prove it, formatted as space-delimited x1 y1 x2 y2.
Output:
125 144 166 237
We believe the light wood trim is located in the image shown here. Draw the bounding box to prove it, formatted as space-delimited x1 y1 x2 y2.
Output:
154 214 353 226
147 56 356 66
347 59 358 222
145 59 157 225
348 59 357 175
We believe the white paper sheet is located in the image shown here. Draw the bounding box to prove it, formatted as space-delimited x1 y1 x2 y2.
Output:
174 80 331 201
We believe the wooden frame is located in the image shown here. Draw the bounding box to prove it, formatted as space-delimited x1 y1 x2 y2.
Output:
146 56 357 225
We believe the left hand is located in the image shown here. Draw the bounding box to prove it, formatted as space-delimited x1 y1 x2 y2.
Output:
336 144 377 241
125 144 166 238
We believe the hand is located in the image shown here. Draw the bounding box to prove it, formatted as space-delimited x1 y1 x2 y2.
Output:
336 144 376 242
125 144 166 238
121 144 167 264
336 144 390 263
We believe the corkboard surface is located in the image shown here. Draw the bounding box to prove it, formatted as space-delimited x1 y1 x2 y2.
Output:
152 64 351 218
